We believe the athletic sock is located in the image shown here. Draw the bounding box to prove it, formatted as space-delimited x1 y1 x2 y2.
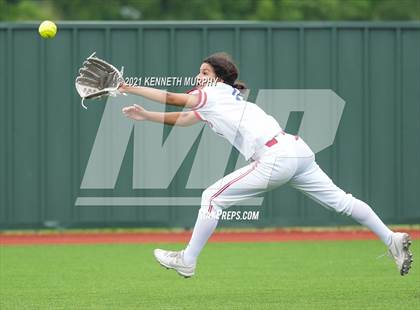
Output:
350 199 393 247
183 209 219 265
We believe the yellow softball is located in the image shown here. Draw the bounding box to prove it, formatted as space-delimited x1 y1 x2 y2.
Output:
38 21 57 39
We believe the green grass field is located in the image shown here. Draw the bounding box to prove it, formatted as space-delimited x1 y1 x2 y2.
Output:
1 241 419 309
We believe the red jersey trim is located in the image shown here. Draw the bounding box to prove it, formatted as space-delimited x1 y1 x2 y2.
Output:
191 90 207 110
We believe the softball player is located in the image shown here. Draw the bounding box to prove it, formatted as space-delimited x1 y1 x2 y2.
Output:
120 53 413 278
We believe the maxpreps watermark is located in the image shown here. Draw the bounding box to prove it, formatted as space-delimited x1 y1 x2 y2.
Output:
220 210 260 221
198 209 260 221
124 76 218 87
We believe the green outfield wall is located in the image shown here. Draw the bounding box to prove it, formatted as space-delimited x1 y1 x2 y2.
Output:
0 22 419 229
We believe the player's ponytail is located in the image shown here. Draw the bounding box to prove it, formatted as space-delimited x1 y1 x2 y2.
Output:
203 52 247 93
233 80 247 91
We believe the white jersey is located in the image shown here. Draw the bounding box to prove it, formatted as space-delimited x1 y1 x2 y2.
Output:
189 82 282 160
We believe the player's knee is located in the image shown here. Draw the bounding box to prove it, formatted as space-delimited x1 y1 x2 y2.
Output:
335 193 355 216
201 188 215 207
199 189 220 219
201 188 219 208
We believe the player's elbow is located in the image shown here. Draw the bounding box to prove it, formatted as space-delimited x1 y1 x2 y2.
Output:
177 119 195 127
176 112 199 127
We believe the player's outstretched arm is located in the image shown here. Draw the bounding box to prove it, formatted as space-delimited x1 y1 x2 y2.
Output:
122 104 199 127
119 84 198 108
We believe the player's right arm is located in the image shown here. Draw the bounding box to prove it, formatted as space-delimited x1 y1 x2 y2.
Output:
122 104 199 127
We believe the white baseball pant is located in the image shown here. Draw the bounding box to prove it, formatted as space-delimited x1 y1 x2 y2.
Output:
183 133 393 265
203 133 353 217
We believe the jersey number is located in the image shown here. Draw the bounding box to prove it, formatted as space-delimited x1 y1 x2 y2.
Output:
232 89 243 101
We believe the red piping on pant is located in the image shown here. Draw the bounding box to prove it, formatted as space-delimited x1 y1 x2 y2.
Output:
207 162 259 213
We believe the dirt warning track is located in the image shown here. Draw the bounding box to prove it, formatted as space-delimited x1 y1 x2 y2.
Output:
1 229 419 245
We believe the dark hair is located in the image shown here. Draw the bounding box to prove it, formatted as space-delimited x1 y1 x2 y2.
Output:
203 52 247 90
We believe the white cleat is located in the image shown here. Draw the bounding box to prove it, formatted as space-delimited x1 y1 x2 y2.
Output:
388 232 413 276
153 249 196 278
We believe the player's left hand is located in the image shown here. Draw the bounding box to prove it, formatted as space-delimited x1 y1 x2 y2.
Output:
122 104 148 121
118 82 131 93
